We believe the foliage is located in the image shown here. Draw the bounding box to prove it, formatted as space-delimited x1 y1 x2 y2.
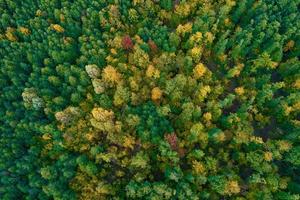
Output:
0 0 299 199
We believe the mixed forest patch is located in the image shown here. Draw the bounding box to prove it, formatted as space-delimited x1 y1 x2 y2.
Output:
0 0 299 199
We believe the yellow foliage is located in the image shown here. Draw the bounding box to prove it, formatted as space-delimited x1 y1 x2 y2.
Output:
230 63 244 77
174 4 191 17
106 55 119 64
264 152 273 161
114 121 122 133
254 113 270 124
292 102 300 112
5 27 17 41
19 27 30 35
134 35 143 44
225 180 240 195
203 112 212 121
235 131 250 144
71 172 113 200
277 140 292 152
216 132 226 142
42 133 51 140
96 153 111 163
192 160 206 174
36 9 43 16
270 61 279 69
79 144 89 151
51 24 64 33
235 87 245 95
113 85 130 106
146 65 155 77
91 107 114 122
205 32 214 43
85 132 94 141
133 0 144 5
198 85 211 100
193 63 207 79
293 79 300 89
219 53 228 62
110 36 123 49
146 65 160 79
109 5 120 18
225 0 237 7
176 23 193 36
130 46 150 68
151 87 162 101
95 182 110 195
283 104 293 116
224 18 231 26
63 37 72 45
110 48 117 55
90 107 119 133
158 10 172 21
123 135 135 150
190 32 203 44
284 40 295 52
191 47 202 61
250 136 264 144
102 65 121 85
227 114 241 124
129 78 139 91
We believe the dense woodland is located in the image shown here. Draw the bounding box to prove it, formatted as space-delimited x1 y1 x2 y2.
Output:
0 0 300 199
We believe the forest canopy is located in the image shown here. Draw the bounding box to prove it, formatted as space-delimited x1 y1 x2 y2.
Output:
0 0 300 199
